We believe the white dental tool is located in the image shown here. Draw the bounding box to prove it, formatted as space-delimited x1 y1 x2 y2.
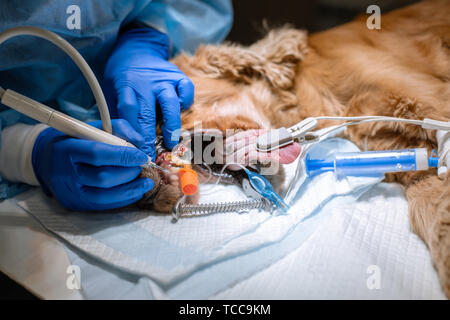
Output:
0 87 168 173
0 87 132 147
0 26 168 173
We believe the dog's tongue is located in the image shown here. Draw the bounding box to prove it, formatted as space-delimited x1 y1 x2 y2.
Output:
276 142 302 164
223 129 301 169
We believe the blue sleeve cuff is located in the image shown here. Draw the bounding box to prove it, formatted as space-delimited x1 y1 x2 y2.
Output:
133 0 233 56
115 27 170 60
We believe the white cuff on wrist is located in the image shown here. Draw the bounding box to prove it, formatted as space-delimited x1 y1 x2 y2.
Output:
0 123 48 186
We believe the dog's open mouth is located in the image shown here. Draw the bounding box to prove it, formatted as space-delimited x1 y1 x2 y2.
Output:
137 129 301 213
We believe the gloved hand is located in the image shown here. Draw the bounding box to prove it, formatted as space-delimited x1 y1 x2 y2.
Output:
32 119 154 211
103 27 195 160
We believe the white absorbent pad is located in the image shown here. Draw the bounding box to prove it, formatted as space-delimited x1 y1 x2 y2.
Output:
15 138 441 299
213 182 445 299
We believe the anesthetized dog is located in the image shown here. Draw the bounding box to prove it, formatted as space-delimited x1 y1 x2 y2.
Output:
140 0 450 296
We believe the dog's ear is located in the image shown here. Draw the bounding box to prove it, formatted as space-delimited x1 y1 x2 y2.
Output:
249 28 308 68
191 28 308 90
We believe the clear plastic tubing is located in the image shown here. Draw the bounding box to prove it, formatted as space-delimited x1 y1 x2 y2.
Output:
306 148 439 179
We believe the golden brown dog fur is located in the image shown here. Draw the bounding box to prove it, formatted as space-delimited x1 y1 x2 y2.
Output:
165 0 450 296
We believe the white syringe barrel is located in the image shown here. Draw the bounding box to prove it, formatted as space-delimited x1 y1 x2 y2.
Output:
333 148 427 178
306 148 435 179
1 89 134 148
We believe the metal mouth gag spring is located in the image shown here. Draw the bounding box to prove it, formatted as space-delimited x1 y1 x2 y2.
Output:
172 196 272 221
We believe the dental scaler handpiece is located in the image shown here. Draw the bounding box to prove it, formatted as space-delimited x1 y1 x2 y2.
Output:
0 87 168 173
306 148 439 179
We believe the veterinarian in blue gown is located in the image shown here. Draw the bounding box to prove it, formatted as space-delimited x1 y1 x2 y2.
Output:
0 0 233 210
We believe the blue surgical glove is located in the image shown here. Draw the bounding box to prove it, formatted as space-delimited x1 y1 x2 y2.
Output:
103 27 195 160
32 119 154 211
